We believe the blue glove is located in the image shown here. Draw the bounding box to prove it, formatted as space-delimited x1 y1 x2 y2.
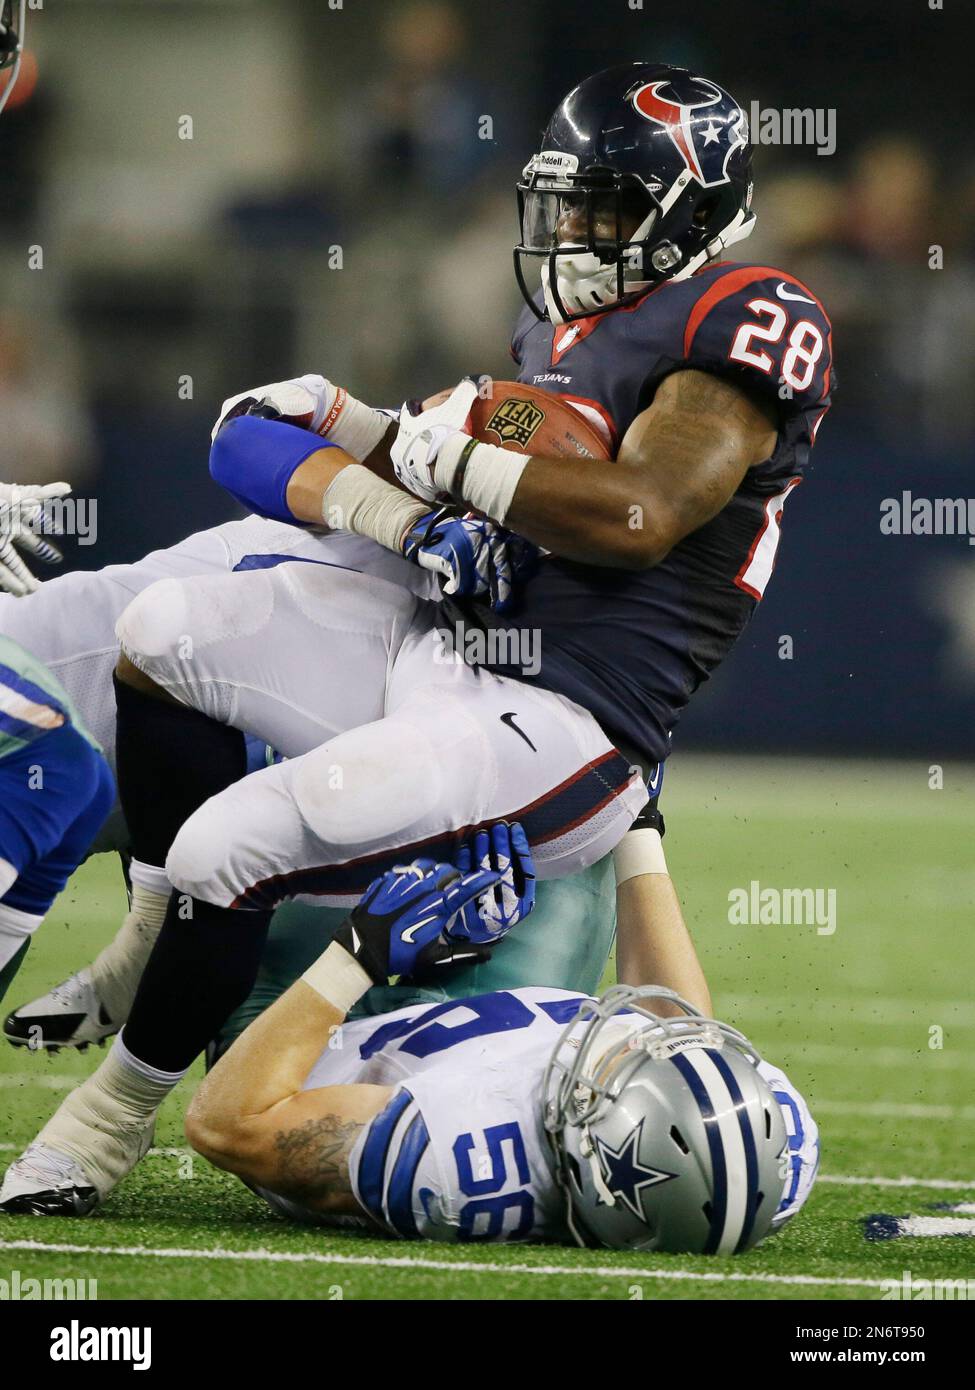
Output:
333 858 502 982
402 508 538 615
450 821 536 946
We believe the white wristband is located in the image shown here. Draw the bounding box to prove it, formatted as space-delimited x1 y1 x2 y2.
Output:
434 438 529 526
301 940 373 1013
613 828 668 885
322 463 428 552
319 387 392 463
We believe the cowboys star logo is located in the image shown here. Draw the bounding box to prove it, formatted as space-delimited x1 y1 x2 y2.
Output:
629 78 747 188
593 1119 677 1217
485 397 546 449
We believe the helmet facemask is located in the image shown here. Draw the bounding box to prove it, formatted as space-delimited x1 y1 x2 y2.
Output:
514 155 757 325
515 167 664 324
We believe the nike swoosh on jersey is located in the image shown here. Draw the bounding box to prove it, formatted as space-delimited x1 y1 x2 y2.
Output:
776 282 816 304
499 711 537 752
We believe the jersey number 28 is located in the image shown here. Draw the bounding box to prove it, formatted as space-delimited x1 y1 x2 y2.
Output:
729 298 824 392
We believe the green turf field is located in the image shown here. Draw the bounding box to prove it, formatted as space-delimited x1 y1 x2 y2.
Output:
1 755 973 1301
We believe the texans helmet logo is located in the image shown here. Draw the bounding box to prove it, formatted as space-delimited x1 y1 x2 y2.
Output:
629 79 747 188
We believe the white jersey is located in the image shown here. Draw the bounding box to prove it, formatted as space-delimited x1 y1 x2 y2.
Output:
0 517 433 852
278 987 819 1244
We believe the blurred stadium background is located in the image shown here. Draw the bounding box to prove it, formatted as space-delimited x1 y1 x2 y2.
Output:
1 0 973 765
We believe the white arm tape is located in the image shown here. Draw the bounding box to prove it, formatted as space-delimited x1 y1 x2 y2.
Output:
613 828 668 885
319 387 392 463
301 940 373 1014
322 463 428 553
435 438 529 526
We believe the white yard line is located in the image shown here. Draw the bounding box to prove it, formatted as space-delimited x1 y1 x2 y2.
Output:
0 1238 897 1289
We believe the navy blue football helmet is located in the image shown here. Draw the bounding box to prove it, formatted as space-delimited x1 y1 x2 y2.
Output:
515 62 756 323
0 0 25 116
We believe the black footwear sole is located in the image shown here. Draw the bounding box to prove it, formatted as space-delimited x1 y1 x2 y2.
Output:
4 1010 114 1051
0 1186 99 1217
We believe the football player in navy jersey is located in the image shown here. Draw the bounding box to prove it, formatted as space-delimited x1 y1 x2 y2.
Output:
394 61 834 769
2 63 834 1215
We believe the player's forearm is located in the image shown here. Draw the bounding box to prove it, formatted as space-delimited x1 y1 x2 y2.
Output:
209 414 427 551
613 825 713 1015
188 977 347 1143
504 393 755 566
360 419 399 487
284 448 356 522
503 456 681 567
188 933 378 1132
286 417 399 507
615 871 712 1016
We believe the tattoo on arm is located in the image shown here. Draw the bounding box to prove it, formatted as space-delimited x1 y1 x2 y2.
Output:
271 1114 363 1201
663 367 776 432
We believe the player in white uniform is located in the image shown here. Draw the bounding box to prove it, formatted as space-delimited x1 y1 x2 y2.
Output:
178 826 818 1251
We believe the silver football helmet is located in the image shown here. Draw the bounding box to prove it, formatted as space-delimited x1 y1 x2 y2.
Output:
543 985 788 1253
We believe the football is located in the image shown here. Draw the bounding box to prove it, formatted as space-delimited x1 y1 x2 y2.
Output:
468 381 612 461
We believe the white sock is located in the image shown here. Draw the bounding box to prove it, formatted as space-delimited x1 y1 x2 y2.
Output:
35 1035 186 1197
113 1031 188 1091
88 879 170 1025
0 900 44 973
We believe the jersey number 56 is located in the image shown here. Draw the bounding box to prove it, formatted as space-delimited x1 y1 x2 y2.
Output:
453 1122 535 1241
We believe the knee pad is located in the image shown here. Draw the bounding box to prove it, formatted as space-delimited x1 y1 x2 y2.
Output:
165 803 234 906
116 578 195 668
116 573 274 674
290 707 487 850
